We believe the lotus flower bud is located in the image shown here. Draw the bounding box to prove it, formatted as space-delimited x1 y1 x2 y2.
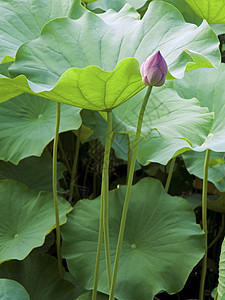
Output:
140 51 168 87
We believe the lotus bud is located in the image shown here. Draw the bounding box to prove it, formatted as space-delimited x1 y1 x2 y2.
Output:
140 51 168 87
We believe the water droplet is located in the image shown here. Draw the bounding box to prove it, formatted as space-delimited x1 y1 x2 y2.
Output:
14 234 19 239
38 114 43 119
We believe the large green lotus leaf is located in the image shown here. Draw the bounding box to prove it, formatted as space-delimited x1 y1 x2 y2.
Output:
136 133 192 165
217 236 225 299
174 63 225 153
0 93 82 164
10 1 220 80
0 0 85 64
0 253 76 300
2 58 144 111
112 84 213 165
97 3 140 22
159 0 225 34
113 85 212 140
158 0 202 25
88 0 146 11
61 177 204 299
185 0 225 24
0 180 72 263
4 1 220 109
0 153 66 192
0 279 30 300
183 151 225 192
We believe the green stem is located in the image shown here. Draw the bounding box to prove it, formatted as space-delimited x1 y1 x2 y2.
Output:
127 138 131 184
53 102 63 277
103 111 113 290
199 148 210 300
92 110 113 300
215 291 218 300
165 157 176 193
68 130 80 204
109 86 152 300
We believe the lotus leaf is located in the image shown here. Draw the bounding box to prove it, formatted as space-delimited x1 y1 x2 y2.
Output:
0 180 71 263
61 177 204 299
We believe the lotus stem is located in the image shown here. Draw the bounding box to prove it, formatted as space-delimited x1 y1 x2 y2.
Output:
92 110 113 300
127 138 131 184
165 157 176 193
199 148 210 300
52 102 63 277
109 86 152 300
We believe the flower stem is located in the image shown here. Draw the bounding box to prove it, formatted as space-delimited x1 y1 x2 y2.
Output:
165 157 176 193
199 148 210 300
103 111 113 290
53 102 63 277
127 138 131 184
109 86 152 300
68 130 80 204
92 110 113 300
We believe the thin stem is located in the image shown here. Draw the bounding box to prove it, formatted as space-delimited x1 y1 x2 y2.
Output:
109 86 152 300
53 102 63 277
103 111 113 290
165 157 176 193
68 130 80 204
199 148 210 300
215 291 218 300
127 138 131 184
92 110 113 300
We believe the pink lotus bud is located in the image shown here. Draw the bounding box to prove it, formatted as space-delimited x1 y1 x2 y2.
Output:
140 51 168 87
